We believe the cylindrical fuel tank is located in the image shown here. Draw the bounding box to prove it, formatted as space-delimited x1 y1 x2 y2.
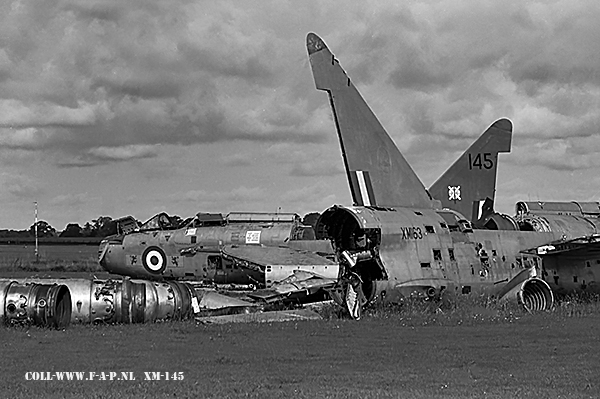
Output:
0 281 71 328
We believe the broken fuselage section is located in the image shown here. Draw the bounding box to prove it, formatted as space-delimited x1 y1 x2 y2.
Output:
99 211 334 288
318 205 559 317
515 201 600 294
320 201 600 317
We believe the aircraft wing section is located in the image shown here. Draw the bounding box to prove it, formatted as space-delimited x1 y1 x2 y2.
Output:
530 235 600 257
307 32 432 209
221 245 339 303
247 270 337 303
429 119 512 221
221 245 339 283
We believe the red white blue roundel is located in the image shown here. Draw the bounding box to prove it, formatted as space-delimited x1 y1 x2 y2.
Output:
142 246 167 274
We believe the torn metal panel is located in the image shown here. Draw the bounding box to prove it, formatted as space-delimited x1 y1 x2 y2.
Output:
194 289 258 313
114 215 140 235
246 270 337 303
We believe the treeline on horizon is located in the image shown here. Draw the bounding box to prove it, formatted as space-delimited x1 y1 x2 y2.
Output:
0 216 122 243
0 212 322 242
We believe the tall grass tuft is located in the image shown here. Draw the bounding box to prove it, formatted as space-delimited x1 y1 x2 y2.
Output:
316 291 600 326
553 292 600 318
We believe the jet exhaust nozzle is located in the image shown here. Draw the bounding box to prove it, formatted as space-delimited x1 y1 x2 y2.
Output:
496 268 554 311
518 278 554 312
0 281 72 329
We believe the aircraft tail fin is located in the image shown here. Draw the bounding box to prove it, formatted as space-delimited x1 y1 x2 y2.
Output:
307 33 432 209
429 119 512 221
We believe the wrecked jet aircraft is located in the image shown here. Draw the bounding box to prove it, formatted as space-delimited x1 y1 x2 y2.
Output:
98 117 513 287
93 48 516 322
307 32 560 318
98 211 339 288
508 201 600 295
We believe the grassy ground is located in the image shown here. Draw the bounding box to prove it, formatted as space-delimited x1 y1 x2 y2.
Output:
1 251 599 398
0 244 101 272
2 296 600 399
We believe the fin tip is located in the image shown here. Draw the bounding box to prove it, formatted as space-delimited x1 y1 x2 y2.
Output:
306 32 327 55
492 118 513 133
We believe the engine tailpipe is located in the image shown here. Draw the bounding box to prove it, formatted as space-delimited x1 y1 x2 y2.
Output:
497 268 554 311
0 281 72 328
518 278 554 312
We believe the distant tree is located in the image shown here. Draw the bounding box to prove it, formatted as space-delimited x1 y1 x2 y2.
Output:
78 216 117 237
97 219 117 237
81 221 95 237
60 223 83 238
93 216 112 231
0 229 29 238
29 220 57 238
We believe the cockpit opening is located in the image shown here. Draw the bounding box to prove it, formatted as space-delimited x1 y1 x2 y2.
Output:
318 207 387 301
139 212 186 231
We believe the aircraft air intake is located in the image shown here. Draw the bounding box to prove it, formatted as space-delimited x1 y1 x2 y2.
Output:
0 281 72 328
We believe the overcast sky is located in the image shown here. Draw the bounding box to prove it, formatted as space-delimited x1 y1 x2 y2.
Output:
1 0 599 230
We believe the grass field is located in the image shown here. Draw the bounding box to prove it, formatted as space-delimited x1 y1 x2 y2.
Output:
0 244 102 272
2 296 600 399
1 249 600 398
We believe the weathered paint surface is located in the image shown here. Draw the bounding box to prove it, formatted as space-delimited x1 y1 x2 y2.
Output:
99 212 333 287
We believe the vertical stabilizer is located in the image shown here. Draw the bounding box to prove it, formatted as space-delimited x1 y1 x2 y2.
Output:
429 119 512 221
307 33 432 209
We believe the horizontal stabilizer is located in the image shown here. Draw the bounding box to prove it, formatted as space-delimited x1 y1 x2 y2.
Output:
307 33 432 209
429 119 512 221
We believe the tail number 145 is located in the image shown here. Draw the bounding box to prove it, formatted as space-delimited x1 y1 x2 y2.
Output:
468 153 493 170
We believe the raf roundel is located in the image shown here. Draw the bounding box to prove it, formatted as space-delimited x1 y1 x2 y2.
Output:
142 246 167 274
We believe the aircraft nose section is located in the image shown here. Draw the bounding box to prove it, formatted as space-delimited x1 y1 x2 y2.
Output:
98 235 125 273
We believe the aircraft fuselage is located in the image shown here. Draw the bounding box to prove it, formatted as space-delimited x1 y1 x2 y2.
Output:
99 219 332 286
320 205 600 302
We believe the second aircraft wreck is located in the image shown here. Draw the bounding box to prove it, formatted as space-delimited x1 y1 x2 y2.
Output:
99 211 337 287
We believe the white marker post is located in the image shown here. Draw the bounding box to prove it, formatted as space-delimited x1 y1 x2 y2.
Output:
34 201 39 260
